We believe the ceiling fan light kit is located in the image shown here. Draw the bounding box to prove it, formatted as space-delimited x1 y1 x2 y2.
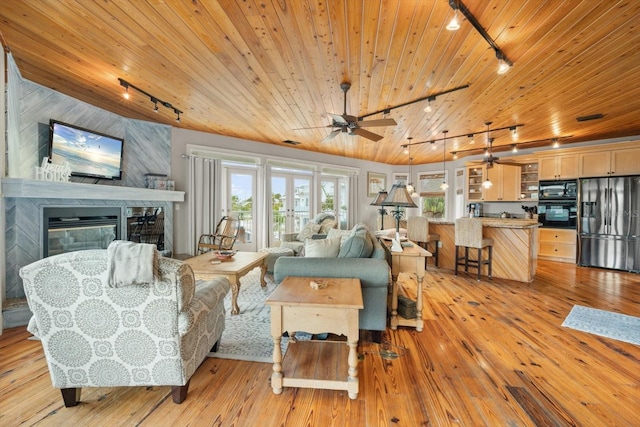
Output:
321 82 397 143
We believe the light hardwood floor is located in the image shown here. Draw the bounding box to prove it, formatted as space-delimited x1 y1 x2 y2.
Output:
1 260 639 426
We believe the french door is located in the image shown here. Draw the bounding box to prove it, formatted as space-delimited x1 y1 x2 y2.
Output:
271 173 312 241
320 176 348 229
225 167 257 251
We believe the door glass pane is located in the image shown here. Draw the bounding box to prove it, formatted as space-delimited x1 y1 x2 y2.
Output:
321 180 335 213
228 170 254 249
293 178 311 232
271 176 286 241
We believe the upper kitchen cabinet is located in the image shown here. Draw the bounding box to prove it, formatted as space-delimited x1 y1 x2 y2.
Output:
483 164 521 201
520 162 539 200
579 143 640 177
538 154 578 180
467 166 484 201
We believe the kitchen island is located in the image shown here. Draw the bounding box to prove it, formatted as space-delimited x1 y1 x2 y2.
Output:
428 218 540 282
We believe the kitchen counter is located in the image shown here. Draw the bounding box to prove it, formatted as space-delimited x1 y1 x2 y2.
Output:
428 218 540 282
431 218 540 228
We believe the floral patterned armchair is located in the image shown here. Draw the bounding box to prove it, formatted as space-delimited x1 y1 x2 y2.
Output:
19 249 230 406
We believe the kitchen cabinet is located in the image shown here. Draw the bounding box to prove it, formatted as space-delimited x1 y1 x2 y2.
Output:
483 164 521 201
538 155 578 180
539 228 576 263
520 162 538 200
580 146 640 177
467 166 484 201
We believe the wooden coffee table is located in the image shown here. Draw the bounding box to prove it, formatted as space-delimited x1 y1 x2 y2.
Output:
265 276 363 399
184 251 268 315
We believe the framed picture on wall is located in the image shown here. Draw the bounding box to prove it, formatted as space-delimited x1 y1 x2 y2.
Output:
367 172 387 197
392 173 409 186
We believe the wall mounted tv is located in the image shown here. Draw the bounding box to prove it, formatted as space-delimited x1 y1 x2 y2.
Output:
48 119 124 180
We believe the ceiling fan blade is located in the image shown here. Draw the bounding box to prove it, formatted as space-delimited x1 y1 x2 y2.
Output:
356 118 397 127
350 127 384 142
328 113 348 126
292 125 334 130
321 129 341 143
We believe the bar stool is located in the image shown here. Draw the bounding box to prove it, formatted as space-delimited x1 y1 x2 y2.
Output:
407 216 440 267
454 217 493 281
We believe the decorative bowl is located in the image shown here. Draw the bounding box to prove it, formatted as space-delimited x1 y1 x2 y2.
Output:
214 250 236 261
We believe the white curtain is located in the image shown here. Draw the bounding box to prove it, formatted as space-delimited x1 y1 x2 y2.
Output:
188 156 222 254
348 173 359 227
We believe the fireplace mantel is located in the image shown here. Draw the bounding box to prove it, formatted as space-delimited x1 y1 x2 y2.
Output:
1 178 185 202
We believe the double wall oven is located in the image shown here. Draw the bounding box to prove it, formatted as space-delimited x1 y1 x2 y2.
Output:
537 180 578 228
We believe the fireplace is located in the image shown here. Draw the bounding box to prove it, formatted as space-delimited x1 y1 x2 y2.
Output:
43 207 122 257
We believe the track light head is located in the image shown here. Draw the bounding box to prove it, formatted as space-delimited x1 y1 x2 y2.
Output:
446 10 460 31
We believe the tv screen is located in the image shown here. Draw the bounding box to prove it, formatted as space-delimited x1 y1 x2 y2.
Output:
48 119 124 180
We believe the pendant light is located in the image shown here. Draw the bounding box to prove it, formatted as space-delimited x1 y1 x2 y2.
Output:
482 122 493 188
405 138 418 197
440 130 449 190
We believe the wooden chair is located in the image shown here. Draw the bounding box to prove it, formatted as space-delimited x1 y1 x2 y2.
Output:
407 216 440 267
198 216 239 254
454 217 493 281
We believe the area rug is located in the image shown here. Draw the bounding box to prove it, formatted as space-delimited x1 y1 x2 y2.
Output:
562 305 640 346
207 268 309 363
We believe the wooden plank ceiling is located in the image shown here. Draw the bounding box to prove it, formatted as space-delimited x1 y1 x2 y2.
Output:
1 0 639 165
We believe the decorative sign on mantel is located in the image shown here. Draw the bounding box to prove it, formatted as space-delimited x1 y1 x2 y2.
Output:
34 157 71 182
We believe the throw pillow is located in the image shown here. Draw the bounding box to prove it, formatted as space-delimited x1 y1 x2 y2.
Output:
304 236 341 257
296 222 321 241
327 228 351 247
338 235 374 258
313 212 335 224
319 219 337 234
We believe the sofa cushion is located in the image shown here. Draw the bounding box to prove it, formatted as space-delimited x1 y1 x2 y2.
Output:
319 219 337 234
296 222 321 241
304 236 341 257
338 234 373 258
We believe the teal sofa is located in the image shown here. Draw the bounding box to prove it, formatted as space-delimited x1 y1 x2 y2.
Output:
273 228 390 333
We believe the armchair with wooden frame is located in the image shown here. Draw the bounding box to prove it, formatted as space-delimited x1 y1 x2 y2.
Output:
198 216 239 254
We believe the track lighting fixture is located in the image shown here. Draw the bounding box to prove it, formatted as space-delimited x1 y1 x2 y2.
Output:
452 152 458 159
401 124 524 150
424 101 432 113
440 131 449 190
448 0 513 74
359 87 467 120
118 78 183 121
511 144 518 153
552 138 560 148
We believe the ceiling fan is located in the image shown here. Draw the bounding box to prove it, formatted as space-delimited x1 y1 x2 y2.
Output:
479 121 521 168
321 82 397 143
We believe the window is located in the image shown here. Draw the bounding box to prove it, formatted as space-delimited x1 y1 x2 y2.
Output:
419 172 447 218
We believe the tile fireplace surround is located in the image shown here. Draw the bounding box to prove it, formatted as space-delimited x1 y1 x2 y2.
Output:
1 178 185 328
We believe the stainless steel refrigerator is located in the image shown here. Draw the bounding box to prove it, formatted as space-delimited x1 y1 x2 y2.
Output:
578 176 640 272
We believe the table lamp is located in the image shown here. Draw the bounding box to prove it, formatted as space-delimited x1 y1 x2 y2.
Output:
370 190 388 230
381 184 418 251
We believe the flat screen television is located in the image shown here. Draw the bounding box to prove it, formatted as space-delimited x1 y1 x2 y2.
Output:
48 119 124 180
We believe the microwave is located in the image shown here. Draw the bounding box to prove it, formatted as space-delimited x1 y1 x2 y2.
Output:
539 180 577 200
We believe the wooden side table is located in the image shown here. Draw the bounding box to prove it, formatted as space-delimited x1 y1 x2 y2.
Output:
265 276 363 399
384 240 431 332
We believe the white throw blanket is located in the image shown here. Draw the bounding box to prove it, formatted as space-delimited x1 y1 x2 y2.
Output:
107 240 158 287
